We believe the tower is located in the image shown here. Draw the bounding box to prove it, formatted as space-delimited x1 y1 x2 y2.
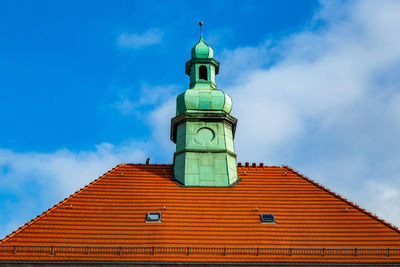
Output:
171 22 238 186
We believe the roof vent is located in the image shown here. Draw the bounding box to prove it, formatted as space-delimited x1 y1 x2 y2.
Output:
146 212 162 223
260 214 276 224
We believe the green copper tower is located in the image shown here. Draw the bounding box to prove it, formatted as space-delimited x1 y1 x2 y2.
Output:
171 22 238 186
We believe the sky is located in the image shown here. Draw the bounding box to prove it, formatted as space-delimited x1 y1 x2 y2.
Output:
1 0 400 238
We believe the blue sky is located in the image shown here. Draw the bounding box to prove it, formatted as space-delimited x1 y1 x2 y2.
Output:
0 0 316 153
1 0 400 238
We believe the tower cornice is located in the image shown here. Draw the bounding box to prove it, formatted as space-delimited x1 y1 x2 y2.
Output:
171 111 237 143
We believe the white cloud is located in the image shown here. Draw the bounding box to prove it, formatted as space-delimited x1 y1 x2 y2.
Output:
118 29 162 48
148 97 176 158
219 0 400 227
219 42 271 83
112 84 180 115
111 83 179 161
113 96 135 115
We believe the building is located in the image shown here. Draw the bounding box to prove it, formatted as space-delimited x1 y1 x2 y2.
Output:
1 24 400 266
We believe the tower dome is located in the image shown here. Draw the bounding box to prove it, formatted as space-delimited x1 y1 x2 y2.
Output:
191 37 214 59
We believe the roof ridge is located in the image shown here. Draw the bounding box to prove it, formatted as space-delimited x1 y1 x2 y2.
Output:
237 162 281 168
284 165 400 235
127 162 284 168
0 164 124 244
126 163 172 166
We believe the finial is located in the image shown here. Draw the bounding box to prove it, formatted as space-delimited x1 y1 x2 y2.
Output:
199 21 203 38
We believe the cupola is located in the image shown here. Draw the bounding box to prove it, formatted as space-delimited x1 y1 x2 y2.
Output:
177 22 231 116
185 22 220 90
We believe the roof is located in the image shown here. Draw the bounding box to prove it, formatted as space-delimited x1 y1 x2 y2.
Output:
1 163 400 264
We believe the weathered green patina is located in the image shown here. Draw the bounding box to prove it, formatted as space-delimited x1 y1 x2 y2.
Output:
171 23 238 187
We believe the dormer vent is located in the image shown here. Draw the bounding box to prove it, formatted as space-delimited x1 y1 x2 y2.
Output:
146 212 162 223
260 214 276 224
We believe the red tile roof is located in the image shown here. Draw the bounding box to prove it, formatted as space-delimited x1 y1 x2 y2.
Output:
1 164 400 264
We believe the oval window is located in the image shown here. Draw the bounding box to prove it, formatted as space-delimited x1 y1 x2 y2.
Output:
195 127 215 145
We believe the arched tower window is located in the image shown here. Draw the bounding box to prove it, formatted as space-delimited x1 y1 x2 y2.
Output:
199 65 208 80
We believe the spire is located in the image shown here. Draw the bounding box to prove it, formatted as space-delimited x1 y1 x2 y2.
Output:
199 21 203 39
190 23 213 59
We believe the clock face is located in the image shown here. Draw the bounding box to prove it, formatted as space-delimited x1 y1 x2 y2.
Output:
195 127 215 145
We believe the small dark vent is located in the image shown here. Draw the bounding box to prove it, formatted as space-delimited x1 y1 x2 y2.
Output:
260 214 276 224
146 212 162 223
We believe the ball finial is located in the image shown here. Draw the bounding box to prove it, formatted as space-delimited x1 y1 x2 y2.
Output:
199 21 203 26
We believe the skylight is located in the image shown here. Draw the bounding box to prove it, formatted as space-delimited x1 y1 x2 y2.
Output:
146 212 162 223
260 214 276 224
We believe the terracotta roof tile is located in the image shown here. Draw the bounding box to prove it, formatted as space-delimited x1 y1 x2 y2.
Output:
1 164 400 263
